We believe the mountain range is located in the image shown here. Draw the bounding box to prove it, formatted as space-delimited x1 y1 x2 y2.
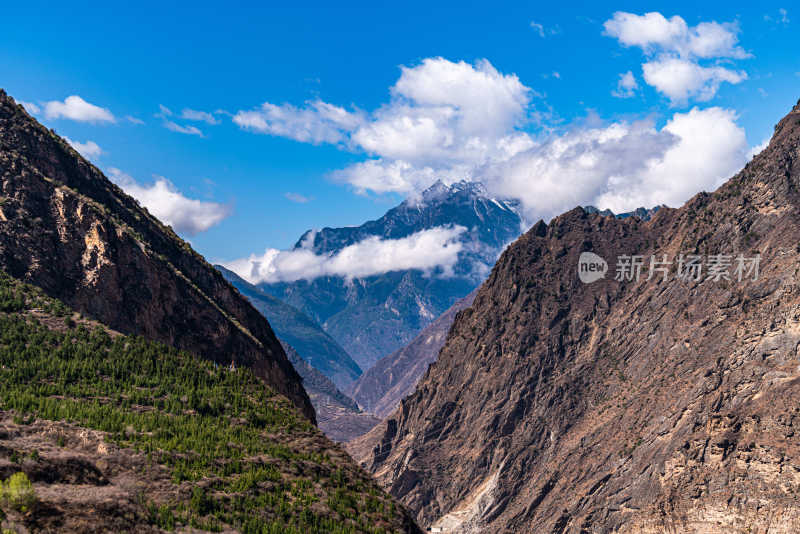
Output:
6 80 800 534
350 99 800 532
253 180 524 370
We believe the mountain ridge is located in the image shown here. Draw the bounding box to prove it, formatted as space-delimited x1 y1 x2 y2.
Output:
351 97 800 532
218 265 362 389
0 88 313 420
281 341 381 443
0 268 421 533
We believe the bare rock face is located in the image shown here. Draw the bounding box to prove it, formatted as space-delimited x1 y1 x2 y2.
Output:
356 99 800 532
348 290 477 419
0 90 313 421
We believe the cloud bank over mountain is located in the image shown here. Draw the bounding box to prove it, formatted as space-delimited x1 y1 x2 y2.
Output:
224 225 466 284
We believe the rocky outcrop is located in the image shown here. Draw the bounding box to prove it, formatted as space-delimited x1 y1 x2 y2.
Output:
0 90 313 421
355 98 800 532
348 290 476 419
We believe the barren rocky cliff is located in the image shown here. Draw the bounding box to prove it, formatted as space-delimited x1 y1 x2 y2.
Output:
0 90 313 420
352 99 800 532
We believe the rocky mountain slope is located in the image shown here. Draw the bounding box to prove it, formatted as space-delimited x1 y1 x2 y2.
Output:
352 99 800 533
282 342 380 443
348 290 476 419
255 180 523 369
0 270 420 533
0 90 313 420
219 266 362 389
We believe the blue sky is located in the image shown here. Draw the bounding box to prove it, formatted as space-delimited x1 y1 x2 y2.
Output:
2 1 798 269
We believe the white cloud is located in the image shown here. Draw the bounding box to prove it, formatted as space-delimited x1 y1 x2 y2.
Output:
284 192 312 203
389 58 530 142
236 57 535 196
126 115 145 125
603 12 748 59
18 101 40 114
64 138 103 159
44 95 115 123
164 121 204 136
483 107 747 219
108 168 230 235
591 107 748 211
764 8 790 24
155 105 204 136
604 12 750 105
224 225 466 284
330 159 448 195
530 20 560 37
181 108 220 124
612 71 639 98
234 56 749 227
642 57 747 105
233 100 363 144
235 58 531 160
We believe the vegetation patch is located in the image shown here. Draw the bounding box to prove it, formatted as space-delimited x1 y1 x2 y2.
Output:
0 270 408 533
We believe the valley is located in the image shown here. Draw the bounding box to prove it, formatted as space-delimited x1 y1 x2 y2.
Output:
2 5 798 532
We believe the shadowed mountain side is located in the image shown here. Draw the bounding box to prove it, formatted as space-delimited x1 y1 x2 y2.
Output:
348 290 477 419
281 341 381 442
0 90 313 420
218 265 362 390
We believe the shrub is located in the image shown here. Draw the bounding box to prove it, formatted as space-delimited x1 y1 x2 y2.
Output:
0 472 37 513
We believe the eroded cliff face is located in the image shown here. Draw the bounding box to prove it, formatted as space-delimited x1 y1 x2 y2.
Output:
355 100 800 532
0 90 313 421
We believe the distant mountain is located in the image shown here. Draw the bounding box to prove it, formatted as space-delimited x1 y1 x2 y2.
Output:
348 289 477 419
351 99 800 532
583 204 664 221
257 180 523 370
218 265 362 389
281 342 380 442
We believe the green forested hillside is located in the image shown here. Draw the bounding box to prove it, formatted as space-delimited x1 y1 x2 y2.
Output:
0 270 419 533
